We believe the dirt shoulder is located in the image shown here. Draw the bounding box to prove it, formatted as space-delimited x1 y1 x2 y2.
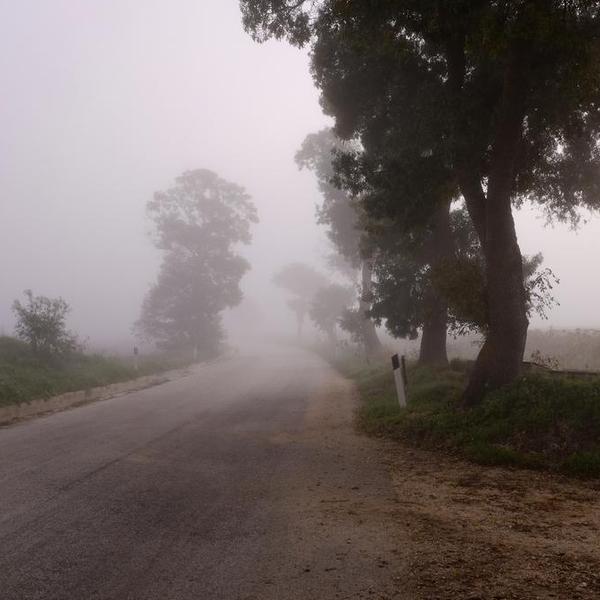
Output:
293 367 600 599
255 369 407 599
386 443 600 599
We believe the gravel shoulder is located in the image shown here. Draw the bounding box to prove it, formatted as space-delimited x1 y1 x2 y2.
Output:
381 436 600 599
252 370 407 599
291 369 600 599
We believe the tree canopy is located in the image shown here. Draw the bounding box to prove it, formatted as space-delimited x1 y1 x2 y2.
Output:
295 128 362 266
273 262 329 338
242 0 600 401
309 283 354 344
296 129 386 357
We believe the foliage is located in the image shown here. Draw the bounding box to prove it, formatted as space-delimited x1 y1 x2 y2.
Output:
242 0 600 400
136 169 257 356
296 129 383 356
273 262 328 336
240 0 317 46
338 307 370 346
432 250 559 336
272 262 327 298
309 283 353 342
296 128 362 266
12 290 78 358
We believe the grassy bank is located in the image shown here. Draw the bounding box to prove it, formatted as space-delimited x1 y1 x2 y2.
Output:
0 336 187 408
334 354 600 478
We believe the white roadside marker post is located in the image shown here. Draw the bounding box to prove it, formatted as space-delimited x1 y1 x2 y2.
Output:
391 353 407 407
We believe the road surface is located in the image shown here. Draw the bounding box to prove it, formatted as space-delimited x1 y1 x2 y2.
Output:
0 345 403 599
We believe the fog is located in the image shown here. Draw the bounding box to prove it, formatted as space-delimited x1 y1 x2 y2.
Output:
1 0 600 352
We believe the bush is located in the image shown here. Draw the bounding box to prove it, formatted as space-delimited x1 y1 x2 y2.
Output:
12 290 78 358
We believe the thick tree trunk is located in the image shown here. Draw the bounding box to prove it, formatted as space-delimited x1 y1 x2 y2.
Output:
359 259 384 360
463 196 528 405
461 43 530 406
419 200 451 367
419 306 448 367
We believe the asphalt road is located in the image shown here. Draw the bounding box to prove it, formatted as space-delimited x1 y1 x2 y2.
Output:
0 345 403 600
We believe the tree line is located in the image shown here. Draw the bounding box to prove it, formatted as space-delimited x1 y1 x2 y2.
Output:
240 0 600 404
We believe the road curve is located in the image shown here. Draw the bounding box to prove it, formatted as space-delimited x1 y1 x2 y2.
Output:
0 345 404 599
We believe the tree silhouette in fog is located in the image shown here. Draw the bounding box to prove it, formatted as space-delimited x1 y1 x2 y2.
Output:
296 128 384 359
136 169 258 358
273 262 327 339
309 283 353 347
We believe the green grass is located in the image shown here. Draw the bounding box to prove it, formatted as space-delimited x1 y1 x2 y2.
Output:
339 353 600 479
0 336 186 408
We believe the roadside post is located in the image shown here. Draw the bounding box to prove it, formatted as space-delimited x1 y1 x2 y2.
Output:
391 353 407 407
133 346 139 372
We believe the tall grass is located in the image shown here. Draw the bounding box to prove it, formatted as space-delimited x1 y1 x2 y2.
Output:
0 336 186 408
340 352 600 479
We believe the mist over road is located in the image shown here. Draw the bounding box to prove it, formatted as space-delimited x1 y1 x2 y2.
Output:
0 346 403 599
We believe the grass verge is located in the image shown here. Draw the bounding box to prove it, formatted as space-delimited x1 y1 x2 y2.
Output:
333 353 600 479
0 336 188 408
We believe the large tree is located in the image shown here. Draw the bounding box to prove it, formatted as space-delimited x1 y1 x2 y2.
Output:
242 1 600 402
136 169 258 357
295 129 384 359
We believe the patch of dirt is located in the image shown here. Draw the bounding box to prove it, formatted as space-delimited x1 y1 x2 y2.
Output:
387 443 600 599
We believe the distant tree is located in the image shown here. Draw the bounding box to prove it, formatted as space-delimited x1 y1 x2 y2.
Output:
12 290 77 357
273 262 328 339
295 129 383 359
309 283 353 346
135 169 258 357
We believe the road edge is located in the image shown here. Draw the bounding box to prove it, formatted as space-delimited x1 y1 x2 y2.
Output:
0 366 192 427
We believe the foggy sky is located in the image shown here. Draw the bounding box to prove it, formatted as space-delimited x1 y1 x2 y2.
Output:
1 0 600 349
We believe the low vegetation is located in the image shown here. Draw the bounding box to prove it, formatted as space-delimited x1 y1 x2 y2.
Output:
334 354 600 479
0 336 183 408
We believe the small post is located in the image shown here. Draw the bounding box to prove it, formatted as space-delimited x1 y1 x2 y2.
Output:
391 353 407 407
133 345 139 372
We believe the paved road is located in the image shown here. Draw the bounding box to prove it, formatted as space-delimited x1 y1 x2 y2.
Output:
0 346 403 599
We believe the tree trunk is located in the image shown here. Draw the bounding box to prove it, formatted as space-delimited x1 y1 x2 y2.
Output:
419 200 451 367
359 259 384 360
463 196 528 405
419 306 448 367
461 42 530 406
